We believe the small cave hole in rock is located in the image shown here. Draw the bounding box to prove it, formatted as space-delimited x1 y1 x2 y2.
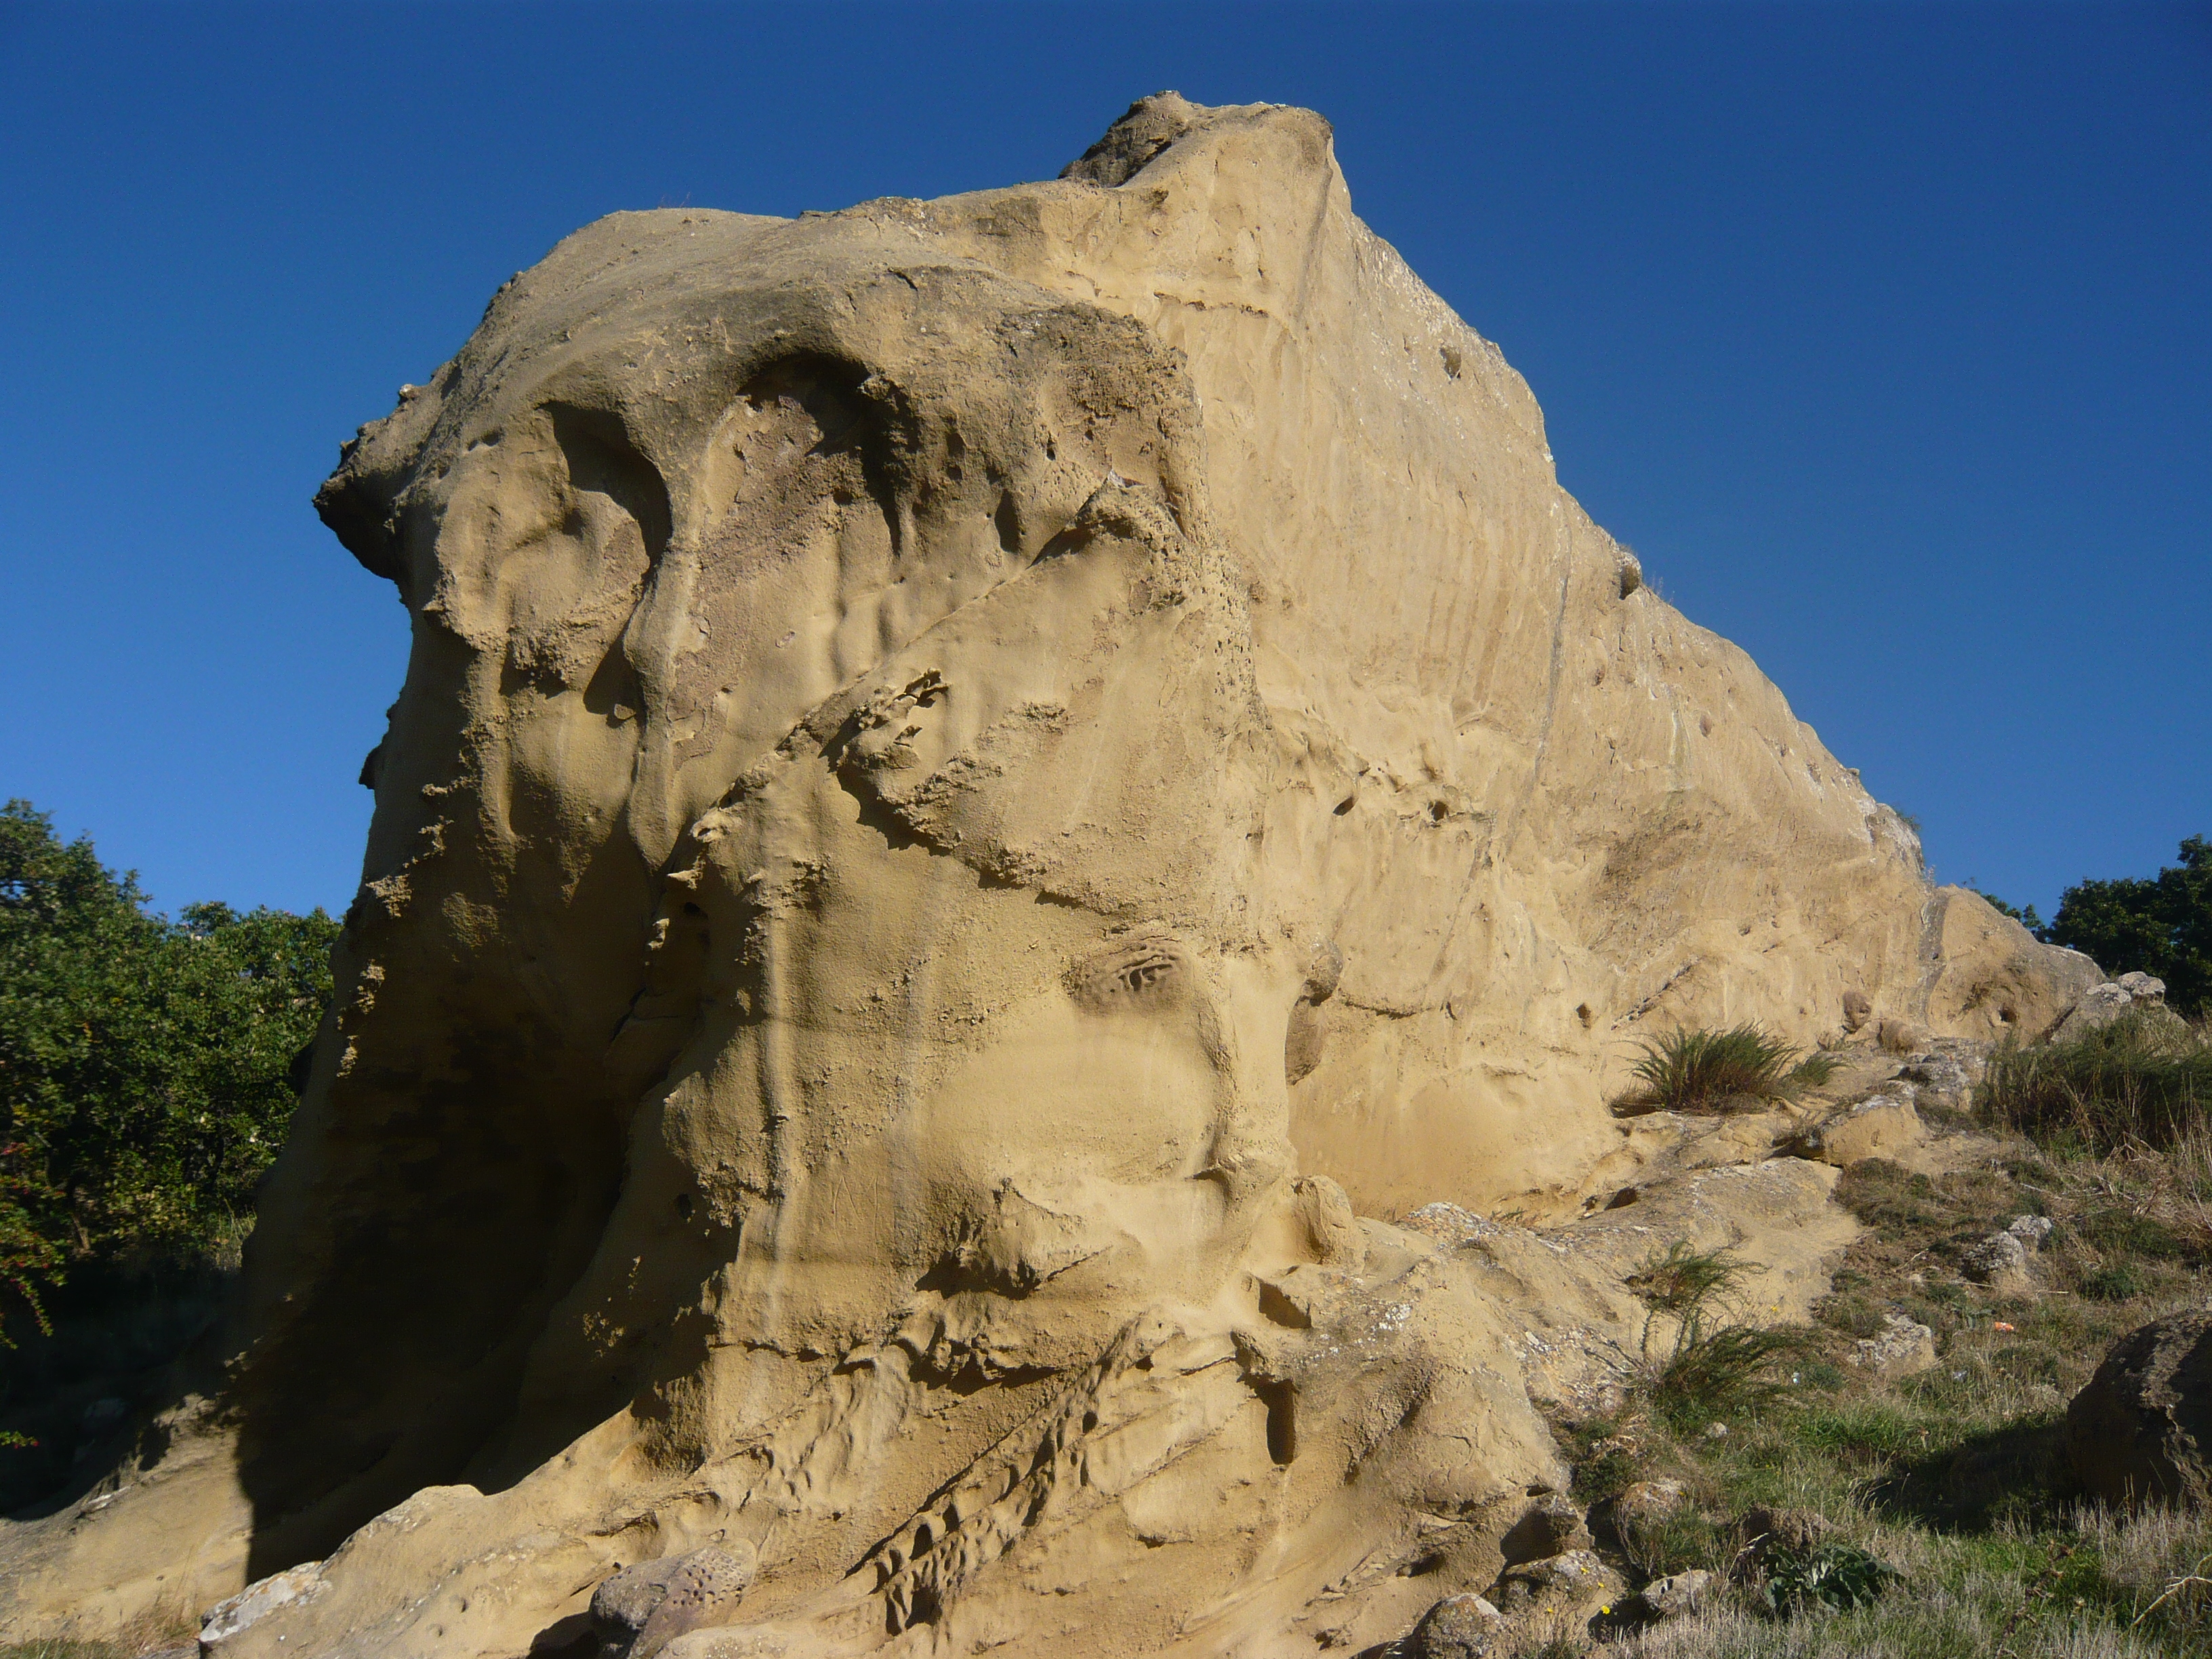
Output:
674 1192 695 1222
1333 794 1356 817
1576 1002 1595 1028
1255 1379 1298 1465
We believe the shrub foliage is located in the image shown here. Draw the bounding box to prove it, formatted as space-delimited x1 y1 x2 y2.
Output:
0 800 337 1336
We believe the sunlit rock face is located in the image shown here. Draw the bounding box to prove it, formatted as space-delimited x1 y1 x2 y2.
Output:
0 94 2094 1658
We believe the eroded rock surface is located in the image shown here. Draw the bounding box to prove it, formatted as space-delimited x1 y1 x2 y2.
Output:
0 92 2102 1657
2067 1310 2212 1507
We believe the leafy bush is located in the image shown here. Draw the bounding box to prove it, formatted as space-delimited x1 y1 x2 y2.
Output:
1617 1025 1837 1115
1980 1010 2212 1154
1648 1324 1812 1432
0 801 337 1338
1760 1542 1900 1614
2041 836 2211 1018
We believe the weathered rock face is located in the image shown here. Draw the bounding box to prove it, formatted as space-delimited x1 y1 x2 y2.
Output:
1 93 2100 1656
2051 970 2177 1044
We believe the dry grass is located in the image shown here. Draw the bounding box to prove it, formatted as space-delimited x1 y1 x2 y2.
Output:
1982 1012 2212 1156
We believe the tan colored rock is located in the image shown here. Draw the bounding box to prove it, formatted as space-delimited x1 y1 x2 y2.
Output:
1732 1505 1833 1570
1639 1568 1715 1620
1492 1548 1621 1615
1877 1017 1933 1055
1409 1593 1507 1658
2066 1310 2212 1508
199 1563 325 1651
1924 886 2105 1042
1961 1228 2035 1293
592 1545 756 1659
1611 1479 1688 1534
0 92 2031 1656
1898 1050 1976 1111
1804 1094 1926 1167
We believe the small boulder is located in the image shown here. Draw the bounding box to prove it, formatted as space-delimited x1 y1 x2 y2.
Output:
1848 1313 1938 1380
1499 1491 1592 1563
1492 1549 1620 1615
201 1563 327 1650
1639 1568 1714 1620
1732 1505 1832 1577
2007 1214 2055 1247
2066 1310 2212 1507
1610 1477 1687 1540
1898 1052 1974 1110
1804 1094 1925 1167
591 1543 756 1658
1961 1229 2032 1293
1877 1019 1932 1056
1408 1593 1506 1658
2052 972 2173 1043
1841 989 1873 1033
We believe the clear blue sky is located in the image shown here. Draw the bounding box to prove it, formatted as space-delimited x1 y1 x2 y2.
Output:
3 2 2206 921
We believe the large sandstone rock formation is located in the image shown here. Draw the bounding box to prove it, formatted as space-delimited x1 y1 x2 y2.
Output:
1 94 2095 1656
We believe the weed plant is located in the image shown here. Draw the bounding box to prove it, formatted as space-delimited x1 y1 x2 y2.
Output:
1616 1026 1838 1116
1759 1542 1898 1614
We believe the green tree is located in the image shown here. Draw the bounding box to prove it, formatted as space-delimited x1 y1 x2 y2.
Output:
2044 836 2212 1018
0 800 339 1337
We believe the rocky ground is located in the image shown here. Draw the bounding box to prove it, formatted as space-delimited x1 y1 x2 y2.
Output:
1388 1016 2212 1659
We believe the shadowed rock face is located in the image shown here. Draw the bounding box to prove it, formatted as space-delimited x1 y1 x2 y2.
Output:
0 94 2096 1657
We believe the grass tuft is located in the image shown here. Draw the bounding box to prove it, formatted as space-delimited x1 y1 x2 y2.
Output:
1617 1025 1838 1116
1626 1242 1814 1433
1629 1243 1754 1315
1981 1012 2212 1155
1647 1324 1814 1433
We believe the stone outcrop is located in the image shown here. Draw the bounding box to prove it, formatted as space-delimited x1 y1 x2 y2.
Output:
0 92 2101 1656
1923 886 2104 1043
2051 970 2178 1043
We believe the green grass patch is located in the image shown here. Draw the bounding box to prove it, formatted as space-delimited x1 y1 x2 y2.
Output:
1615 1025 1839 1115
